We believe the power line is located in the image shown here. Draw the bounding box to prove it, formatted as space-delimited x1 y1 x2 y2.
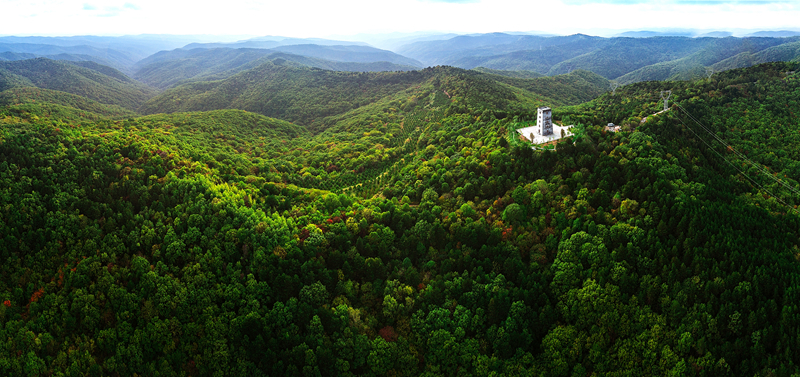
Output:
675 102 800 198
675 103 800 211
672 108 799 214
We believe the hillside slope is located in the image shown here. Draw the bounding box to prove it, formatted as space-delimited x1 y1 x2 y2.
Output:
396 33 603 66
453 35 606 72
482 69 610 106
0 42 138 72
471 67 543 78
0 58 156 110
269 44 422 67
140 63 608 130
0 87 137 118
614 37 789 84
711 40 800 72
134 48 419 89
139 62 437 130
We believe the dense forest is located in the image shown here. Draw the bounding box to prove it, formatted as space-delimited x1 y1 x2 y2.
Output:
0 59 156 110
139 64 607 132
1 55 800 377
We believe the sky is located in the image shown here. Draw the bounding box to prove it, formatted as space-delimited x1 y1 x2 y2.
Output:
1 0 799 38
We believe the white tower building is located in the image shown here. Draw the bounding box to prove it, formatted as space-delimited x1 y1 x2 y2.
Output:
537 107 553 136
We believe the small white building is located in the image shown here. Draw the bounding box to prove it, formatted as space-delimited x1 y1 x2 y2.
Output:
514 106 573 145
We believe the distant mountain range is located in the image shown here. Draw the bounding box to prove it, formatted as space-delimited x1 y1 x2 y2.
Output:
182 36 369 50
746 30 800 38
133 46 421 89
610 29 800 38
395 33 800 84
0 35 423 77
1 31 800 96
0 35 232 73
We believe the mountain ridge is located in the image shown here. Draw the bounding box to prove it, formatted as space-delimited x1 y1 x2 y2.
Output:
0 58 156 110
134 48 421 89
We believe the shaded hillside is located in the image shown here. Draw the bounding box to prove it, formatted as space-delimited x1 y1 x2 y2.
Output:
614 37 789 84
0 42 138 72
139 63 440 129
269 44 422 67
0 51 37 61
711 40 800 72
0 87 137 118
397 33 603 67
394 32 530 64
0 58 156 110
484 69 610 106
0 69 34 91
133 48 276 88
140 63 606 130
0 50 132 74
453 36 605 72
547 37 714 78
173 42 421 68
67 60 135 82
134 48 419 89
132 110 311 166
472 67 543 79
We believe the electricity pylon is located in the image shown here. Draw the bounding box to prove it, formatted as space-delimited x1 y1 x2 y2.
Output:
660 90 672 111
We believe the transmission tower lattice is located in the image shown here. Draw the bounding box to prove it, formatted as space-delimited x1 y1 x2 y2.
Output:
660 90 672 111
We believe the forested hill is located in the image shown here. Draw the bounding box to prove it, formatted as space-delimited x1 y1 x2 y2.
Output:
613 38 800 84
479 69 609 106
0 87 138 119
140 63 610 131
133 48 420 89
0 58 156 110
139 63 438 130
710 40 800 73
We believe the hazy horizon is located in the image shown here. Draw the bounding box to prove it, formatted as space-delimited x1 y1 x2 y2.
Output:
2 0 799 40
